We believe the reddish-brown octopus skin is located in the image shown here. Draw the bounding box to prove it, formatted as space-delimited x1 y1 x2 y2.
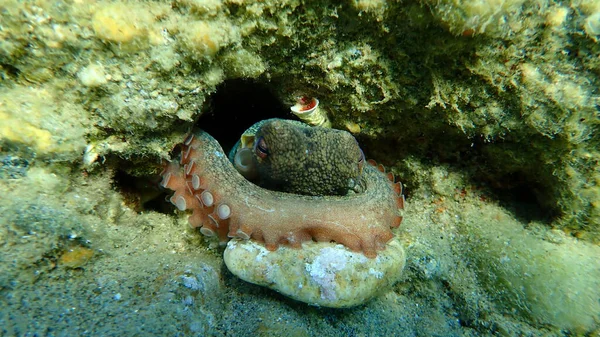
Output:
160 129 404 258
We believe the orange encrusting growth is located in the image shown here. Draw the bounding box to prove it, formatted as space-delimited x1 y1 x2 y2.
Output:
161 129 404 258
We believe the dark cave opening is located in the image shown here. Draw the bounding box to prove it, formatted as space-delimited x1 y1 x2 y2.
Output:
359 130 556 224
482 171 559 224
124 79 291 213
196 79 291 154
112 168 167 214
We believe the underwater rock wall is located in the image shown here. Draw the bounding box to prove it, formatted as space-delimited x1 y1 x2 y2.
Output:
1 0 599 335
2 0 597 233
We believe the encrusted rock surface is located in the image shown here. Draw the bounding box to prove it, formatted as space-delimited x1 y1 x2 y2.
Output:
2 0 600 334
224 238 406 308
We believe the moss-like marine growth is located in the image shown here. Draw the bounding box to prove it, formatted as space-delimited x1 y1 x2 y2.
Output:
1 0 599 334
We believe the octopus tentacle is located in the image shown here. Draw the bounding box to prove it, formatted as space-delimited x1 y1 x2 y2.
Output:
162 129 405 258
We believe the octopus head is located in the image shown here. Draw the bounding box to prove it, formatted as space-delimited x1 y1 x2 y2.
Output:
250 119 365 196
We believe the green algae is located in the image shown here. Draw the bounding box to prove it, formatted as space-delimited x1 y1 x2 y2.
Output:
0 0 599 335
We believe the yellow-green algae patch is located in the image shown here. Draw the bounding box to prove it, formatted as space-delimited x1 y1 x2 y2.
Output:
0 85 88 160
459 202 600 331
400 161 600 332
422 0 528 36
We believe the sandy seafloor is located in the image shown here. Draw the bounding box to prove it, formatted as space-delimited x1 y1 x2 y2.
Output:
1 0 600 336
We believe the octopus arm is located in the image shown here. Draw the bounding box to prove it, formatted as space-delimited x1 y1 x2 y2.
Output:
161 129 404 258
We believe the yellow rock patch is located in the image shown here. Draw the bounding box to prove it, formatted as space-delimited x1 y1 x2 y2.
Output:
0 111 53 152
92 2 168 45
59 246 95 268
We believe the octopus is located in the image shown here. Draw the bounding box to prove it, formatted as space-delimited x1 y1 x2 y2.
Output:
160 119 405 258
229 119 366 196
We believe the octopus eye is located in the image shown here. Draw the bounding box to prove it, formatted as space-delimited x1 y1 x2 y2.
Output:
358 149 365 173
255 137 269 159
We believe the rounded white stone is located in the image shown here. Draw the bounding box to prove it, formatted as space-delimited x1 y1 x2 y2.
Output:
223 238 406 308
78 64 108 87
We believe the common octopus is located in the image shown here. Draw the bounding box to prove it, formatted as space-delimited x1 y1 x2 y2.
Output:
229 119 366 196
160 119 404 258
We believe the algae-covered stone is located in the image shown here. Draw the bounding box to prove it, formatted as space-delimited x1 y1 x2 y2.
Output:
224 238 406 308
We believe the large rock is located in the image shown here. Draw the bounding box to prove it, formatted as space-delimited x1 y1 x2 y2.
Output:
224 238 406 308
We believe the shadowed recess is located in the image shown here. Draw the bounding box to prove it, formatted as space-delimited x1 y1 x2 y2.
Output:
197 79 289 154
123 79 289 213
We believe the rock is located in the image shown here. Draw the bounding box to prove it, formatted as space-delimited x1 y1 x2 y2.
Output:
223 238 406 308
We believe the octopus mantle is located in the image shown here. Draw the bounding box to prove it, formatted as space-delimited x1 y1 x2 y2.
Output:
160 125 404 258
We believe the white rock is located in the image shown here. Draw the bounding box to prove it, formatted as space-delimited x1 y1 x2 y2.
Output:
224 238 406 308
78 64 108 87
